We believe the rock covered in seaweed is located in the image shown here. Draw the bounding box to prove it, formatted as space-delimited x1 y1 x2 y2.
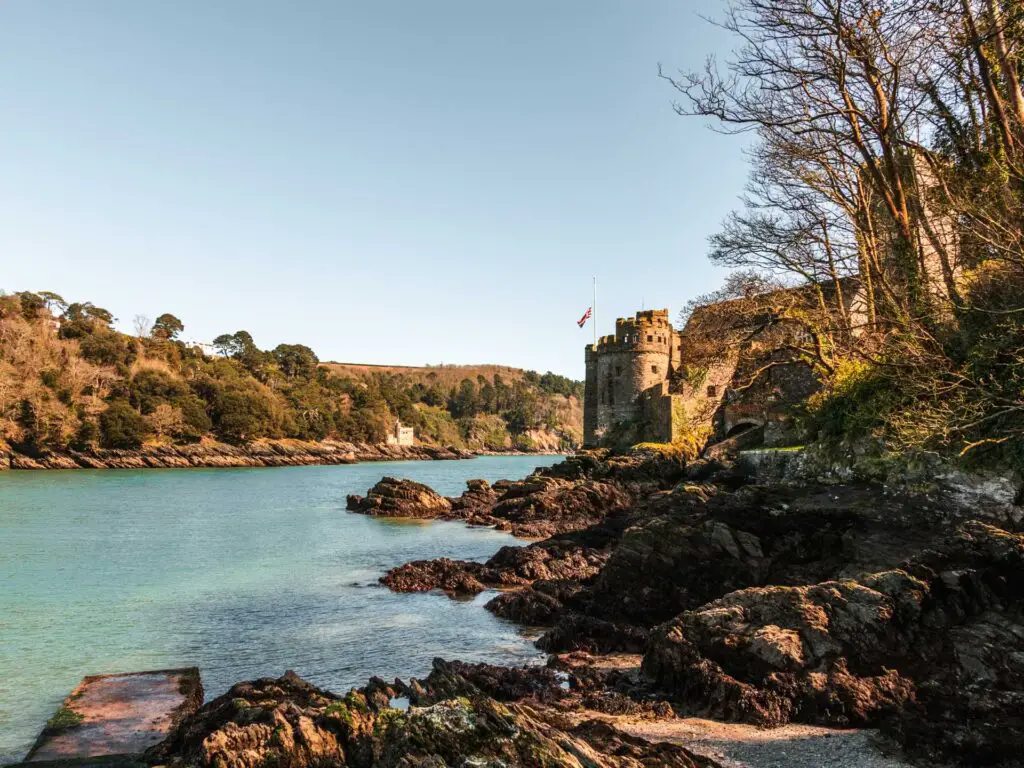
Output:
381 534 613 597
447 478 501 519
484 476 633 538
145 667 721 768
379 558 490 595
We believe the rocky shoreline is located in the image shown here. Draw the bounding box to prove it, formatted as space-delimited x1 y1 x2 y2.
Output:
0 439 563 471
44 448 1024 766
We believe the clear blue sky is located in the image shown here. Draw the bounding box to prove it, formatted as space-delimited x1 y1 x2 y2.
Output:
0 1 748 379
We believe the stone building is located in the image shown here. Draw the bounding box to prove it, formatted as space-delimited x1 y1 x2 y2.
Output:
583 290 853 449
386 420 415 447
584 309 686 447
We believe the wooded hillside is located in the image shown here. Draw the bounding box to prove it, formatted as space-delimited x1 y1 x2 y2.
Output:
0 292 582 454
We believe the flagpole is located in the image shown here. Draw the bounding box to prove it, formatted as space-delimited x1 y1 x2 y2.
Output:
592 276 597 346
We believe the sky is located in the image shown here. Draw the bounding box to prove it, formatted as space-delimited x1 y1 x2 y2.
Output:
0 1 750 379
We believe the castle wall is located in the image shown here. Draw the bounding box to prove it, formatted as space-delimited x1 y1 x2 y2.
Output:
672 356 739 438
583 346 599 446
637 385 676 443
595 347 642 436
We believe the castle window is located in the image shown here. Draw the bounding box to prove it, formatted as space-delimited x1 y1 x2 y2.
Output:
615 365 622 376
707 385 717 398
651 365 659 374
647 335 653 342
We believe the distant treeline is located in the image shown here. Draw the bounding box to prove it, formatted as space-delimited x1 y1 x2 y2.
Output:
0 291 582 453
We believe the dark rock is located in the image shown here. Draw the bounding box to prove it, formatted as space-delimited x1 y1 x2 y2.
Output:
642 520 1024 744
448 478 501 520
486 579 586 624
418 659 563 704
418 659 677 724
487 476 633 538
346 477 453 518
587 482 955 628
369 449 1024 765
538 613 650 654
380 558 489 595
381 528 615 598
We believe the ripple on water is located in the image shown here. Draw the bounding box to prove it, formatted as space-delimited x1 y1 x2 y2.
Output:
0 455 560 763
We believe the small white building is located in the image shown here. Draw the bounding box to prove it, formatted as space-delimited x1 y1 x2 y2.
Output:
386 420 415 447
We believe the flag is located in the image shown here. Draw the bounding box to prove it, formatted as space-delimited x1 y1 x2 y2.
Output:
577 307 592 328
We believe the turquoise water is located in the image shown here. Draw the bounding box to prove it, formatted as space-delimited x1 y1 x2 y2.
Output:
0 456 561 763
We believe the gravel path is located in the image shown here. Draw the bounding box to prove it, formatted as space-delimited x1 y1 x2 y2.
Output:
585 715 917 768
556 654 922 767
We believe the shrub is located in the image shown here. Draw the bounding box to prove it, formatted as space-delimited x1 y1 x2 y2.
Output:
70 418 99 451
212 385 282 442
99 401 149 449
129 368 188 414
179 397 212 440
79 331 135 367
806 359 902 444
461 413 510 450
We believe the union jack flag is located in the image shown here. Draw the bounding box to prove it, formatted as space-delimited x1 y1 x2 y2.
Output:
577 307 592 328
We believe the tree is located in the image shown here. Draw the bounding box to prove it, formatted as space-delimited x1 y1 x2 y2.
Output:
179 397 212 440
271 343 318 379
662 0 957 322
152 313 184 341
133 315 152 338
210 381 281 442
129 369 188 414
71 417 99 450
669 0 1024 462
61 302 115 337
448 379 479 419
147 403 186 437
213 330 258 359
38 291 67 315
99 401 149 449
18 292 45 320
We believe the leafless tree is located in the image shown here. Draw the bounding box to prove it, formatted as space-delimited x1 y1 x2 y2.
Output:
132 314 152 339
670 0 1024 459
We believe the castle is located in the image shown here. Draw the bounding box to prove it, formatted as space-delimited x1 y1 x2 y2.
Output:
583 304 828 449
583 310 686 447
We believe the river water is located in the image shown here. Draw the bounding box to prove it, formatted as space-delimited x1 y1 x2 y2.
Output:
0 455 561 763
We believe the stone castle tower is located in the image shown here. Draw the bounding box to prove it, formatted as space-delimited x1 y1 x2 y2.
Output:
584 309 683 447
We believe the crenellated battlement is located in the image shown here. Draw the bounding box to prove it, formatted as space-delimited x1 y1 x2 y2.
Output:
590 309 678 354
